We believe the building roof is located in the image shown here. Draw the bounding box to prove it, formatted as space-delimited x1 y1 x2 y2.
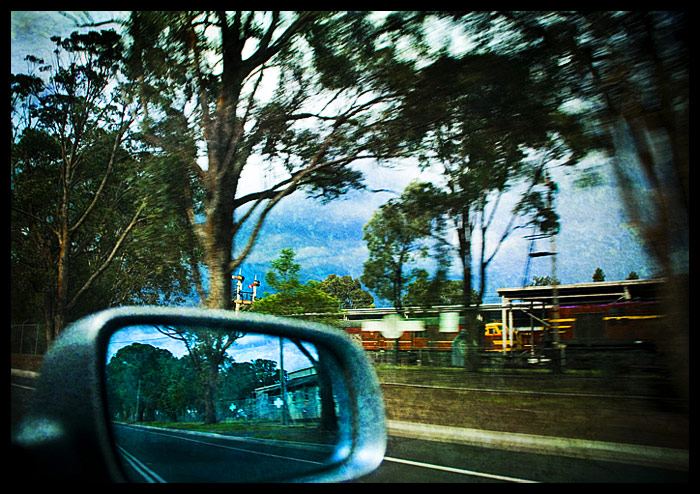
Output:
497 278 664 305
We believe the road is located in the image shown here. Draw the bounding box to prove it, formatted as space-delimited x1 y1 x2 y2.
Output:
105 422 691 483
353 424 688 483
109 422 686 483
11 370 688 483
112 423 340 482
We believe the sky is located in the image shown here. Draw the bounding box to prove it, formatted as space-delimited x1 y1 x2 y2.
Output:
107 325 318 372
11 11 658 307
238 155 656 305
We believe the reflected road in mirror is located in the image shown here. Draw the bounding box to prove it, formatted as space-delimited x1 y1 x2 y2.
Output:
105 324 348 482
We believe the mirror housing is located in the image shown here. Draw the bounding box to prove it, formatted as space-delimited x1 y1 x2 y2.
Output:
12 307 386 482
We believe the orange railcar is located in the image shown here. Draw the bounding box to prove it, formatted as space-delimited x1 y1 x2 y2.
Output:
343 301 662 356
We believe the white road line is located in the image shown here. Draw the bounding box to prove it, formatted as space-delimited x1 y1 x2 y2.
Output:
118 424 323 466
11 382 35 391
383 456 539 483
117 445 167 483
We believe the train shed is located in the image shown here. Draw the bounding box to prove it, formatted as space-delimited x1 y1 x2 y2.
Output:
497 278 664 307
497 278 665 355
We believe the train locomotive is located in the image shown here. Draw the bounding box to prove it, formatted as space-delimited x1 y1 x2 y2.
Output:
340 279 666 370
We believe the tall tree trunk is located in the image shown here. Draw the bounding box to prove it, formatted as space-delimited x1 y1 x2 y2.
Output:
456 210 479 371
201 355 222 424
43 288 55 352
203 378 218 425
202 159 237 310
204 229 232 310
51 157 72 347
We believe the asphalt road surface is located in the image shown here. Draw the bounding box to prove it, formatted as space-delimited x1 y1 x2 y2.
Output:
109 423 690 483
353 434 688 483
11 370 688 483
113 423 341 482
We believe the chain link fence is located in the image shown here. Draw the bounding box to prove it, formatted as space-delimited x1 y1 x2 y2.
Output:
218 387 323 424
11 324 47 356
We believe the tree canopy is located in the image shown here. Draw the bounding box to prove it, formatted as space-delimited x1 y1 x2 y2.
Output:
361 181 445 311
251 249 343 325
317 274 374 309
11 30 195 347
123 11 440 310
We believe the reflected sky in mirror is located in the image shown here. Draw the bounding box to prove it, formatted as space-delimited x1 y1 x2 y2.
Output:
107 324 318 372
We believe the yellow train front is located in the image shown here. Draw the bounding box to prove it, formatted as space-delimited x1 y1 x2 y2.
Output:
483 321 544 354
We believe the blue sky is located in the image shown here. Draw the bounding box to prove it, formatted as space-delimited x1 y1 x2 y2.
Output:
236 156 656 305
107 325 317 371
12 11 658 307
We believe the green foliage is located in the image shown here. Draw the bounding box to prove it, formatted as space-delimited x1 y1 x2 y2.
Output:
106 343 187 422
317 274 374 309
361 181 446 310
250 287 342 325
402 269 477 308
572 167 604 189
122 11 463 308
252 249 343 325
264 248 302 294
513 188 560 236
106 341 280 423
384 42 592 312
484 12 687 288
11 28 197 332
219 359 279 402
592 267 606 282
529 276 560 287
149 325 244 424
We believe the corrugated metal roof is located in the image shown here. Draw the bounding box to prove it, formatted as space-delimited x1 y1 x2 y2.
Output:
497 279 664 304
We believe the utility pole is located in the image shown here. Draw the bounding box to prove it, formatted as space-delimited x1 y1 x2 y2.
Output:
546 175 563 370
279 337 289 426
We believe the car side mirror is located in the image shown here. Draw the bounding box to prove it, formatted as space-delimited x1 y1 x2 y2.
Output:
12 307 386 482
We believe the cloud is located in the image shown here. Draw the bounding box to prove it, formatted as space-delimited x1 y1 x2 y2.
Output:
234 154 657 306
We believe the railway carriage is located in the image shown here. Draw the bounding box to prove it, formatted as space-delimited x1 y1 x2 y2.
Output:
339 279 665 369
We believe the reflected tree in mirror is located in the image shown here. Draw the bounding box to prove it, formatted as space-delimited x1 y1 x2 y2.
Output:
105 324 347 482
150 324 242 425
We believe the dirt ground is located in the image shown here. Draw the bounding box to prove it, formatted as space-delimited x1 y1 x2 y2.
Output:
11 354 43 372
377 367 689 450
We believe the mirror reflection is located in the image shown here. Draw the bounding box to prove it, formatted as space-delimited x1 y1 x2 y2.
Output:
105 324 348 483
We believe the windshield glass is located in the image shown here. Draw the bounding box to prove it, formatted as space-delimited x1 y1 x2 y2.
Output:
11 11 688 483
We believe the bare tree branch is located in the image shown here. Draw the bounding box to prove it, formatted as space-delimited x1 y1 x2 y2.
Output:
70 111 132 234
66 201 146 311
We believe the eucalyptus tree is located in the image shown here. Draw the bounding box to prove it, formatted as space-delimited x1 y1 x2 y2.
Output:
124 11 427 310
122 10 427 420
106 343 182 422
485 11 688 393
406 52 586 305
11 30 199 348
153 324 241 425
11 31 185 347
11 31 131 343
365 17 591 370
361 181 447 312
479 12 688 275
